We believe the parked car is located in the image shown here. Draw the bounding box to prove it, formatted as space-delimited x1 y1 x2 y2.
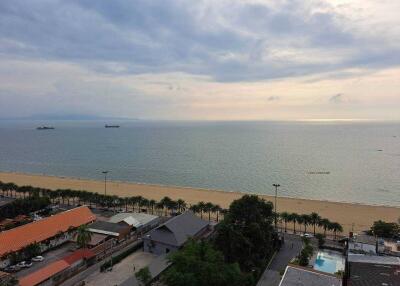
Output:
301 233 314 238
24 261 33 268
4 265 20 273
16 261 26 268
32 256 44 262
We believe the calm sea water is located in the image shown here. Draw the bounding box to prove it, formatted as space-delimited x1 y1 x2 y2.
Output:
0 120 399 206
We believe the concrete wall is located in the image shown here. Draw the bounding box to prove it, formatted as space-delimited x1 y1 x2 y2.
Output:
349 242 376 254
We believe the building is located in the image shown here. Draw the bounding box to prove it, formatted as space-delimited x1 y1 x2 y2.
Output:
345 254 400 286
143 211 209 255
87 221 131 241
19 249 95 286
0 206 95 268
109 212 160 232
279 265 342 286
348 233 384 254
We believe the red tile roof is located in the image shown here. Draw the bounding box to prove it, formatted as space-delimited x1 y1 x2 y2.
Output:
63 249 95 265
0 206 95 257
19 260 70 286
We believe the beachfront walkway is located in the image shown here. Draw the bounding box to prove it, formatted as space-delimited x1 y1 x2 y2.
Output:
257 234 302 286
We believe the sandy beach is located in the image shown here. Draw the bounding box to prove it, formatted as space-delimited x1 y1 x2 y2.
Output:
0 172 398 234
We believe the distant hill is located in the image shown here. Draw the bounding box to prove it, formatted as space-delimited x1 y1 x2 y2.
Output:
0 114 139 121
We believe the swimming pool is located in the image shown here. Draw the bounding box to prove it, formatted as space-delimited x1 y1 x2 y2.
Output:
313 250 345 274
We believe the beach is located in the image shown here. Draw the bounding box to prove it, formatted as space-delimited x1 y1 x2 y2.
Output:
0 172 398 234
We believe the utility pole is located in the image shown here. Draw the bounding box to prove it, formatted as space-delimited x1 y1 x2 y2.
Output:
273 183 280 230
102 171 109 196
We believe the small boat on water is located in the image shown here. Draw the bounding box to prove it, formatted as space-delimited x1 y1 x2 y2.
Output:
36 126 55 130
105 124 120 128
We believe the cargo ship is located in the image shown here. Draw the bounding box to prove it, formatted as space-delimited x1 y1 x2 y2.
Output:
105 125 120 128
36 126 55 130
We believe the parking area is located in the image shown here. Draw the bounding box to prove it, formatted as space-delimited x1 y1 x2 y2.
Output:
15 242 76 278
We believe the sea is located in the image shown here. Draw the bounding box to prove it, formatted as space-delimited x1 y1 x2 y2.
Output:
0 120 399 207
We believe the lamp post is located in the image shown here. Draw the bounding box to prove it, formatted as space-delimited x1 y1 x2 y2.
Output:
273 183 280 229
102 171 109 196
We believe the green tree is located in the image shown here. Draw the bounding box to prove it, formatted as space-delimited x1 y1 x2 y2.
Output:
163 240 250 286
135 266 152 286
310 212 321 235
370 220 400 238
280 212 290 233
75 225 92 249
214 195 276 273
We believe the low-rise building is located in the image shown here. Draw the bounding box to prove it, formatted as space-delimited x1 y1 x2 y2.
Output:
279 265 342 286
0 206 95 268
345 254 400 286
143 211 209 255
87 221 131 241
109 212 160 232
348 234 384 254
19 249 95 286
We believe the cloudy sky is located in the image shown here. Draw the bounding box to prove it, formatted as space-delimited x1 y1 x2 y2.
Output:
0 0 399 120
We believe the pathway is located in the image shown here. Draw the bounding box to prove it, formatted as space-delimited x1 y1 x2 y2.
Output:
257 234 302 286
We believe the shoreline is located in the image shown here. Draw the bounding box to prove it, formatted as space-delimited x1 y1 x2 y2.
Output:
0 171 399 234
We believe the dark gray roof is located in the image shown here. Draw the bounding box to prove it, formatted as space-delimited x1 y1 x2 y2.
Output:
348 261 400 286
280 266 341 286
88 221 130 236
146 211 209 247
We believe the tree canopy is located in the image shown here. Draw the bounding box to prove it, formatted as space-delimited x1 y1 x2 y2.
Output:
214 195 276 273
163 240 251 286
369 220 400 238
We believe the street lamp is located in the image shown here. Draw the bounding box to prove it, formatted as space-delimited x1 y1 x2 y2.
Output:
102 171 109 196
273 183 280 229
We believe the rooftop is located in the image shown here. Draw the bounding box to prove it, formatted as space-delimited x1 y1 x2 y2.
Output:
0 206 95 257
19 260 70 286
146 211 209 247
109 212 158 228
348 261 400 286
279 265 342 286
348 254 400 265
88 220 130 237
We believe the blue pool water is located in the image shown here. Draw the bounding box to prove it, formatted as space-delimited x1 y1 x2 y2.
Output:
313 251 344 274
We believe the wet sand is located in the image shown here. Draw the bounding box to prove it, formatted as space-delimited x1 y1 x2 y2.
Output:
0 172 398 234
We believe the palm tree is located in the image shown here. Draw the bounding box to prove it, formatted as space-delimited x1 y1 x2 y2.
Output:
75 225 92 249
280 212 290 233
310 212 321 235
149 199 156 214
288 213 298 234
331 222 343 240
296 215 304 234
190 204 200 216
204 202 214 221
301 214 311 233
320 218 331 236
211 204 222 222
197 201 206 219
160 196 173 216
176 199 186 213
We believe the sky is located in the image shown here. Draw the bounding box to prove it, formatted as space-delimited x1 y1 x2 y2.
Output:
0 0 399 121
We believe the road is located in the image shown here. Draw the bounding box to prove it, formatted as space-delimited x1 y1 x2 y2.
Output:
257 234 302 286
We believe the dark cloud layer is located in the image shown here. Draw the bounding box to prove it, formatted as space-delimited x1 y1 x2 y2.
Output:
0 0 399 82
